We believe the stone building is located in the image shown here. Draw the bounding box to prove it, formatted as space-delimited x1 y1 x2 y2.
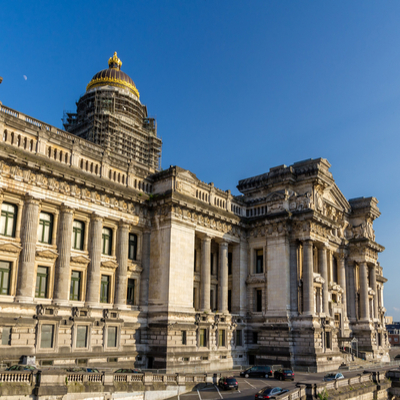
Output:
0 52 389 372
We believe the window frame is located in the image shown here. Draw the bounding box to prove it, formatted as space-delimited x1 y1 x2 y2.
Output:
106 325 118 349
127 278 136 305
72 220 84 251
199 328 207 347
0 261 11 296
255 249 263 274
102 227 112 255
70 270 81 301
100 274 110 303
0 203 17 238
218 329 226 347
75 325 89 349
38 212 53 244
128 233 137 261
35 266 49 299
39 324 55 349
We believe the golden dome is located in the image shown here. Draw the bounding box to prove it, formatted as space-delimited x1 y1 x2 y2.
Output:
86 52 140 98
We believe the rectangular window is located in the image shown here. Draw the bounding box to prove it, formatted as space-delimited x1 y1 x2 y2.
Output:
256 289 262 312
100 275 110 303
218 329 226 347
127 278 135 305
253 331 258 344
38 212 53 244
228 289 232 313
107 326 117 348
0 203 17 237
194 249 197 271
40 324 54 349
70 271 81 301
236 330 242 346
325 331 331 349
210 290 214 311
182 330 187 345
72 221 84 250
76 325 88 348
128 233 137 260
210 253 214 275
1 327 11 345
0 261 11 295
102 228 112 255
35 266 49 298
255 249 263 273
193 287 197 309
228 252 233 275
199 328 207 347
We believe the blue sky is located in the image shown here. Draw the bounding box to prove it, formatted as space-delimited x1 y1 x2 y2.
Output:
1 1 400 319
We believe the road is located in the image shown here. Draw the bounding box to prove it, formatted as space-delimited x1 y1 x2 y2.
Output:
179 368 387 400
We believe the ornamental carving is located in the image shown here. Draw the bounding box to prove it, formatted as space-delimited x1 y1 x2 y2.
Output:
0 242 22 253
246 274 266 284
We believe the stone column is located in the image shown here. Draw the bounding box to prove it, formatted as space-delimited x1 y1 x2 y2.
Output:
346 263 356 321
289 240 298 313
200 235 211 311
115 221 130 307
338 253 348 320
370 264 378 320
302 240 314 316
139 231 151 308
14 199 24 240
16 195 40 302
51 212 59 245
86 214 103 306
359 262 369 321
218 241 228 312
53 205 74 305
319 245 329 316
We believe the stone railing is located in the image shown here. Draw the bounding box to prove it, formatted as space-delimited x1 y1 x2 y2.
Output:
0 371 32 384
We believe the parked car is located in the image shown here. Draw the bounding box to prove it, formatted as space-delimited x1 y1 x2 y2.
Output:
255 386 286 399
274 369 294 381
218 376 239 390
241 365 273 378
114 369 141 374
66 367 100 373
323 372 344 382
6 365 36 371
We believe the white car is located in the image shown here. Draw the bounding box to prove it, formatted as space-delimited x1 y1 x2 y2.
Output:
323 372 344 382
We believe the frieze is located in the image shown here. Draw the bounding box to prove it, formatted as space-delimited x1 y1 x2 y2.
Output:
246 274 266 284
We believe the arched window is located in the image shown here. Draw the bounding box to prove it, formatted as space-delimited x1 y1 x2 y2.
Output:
134 179 137 189
17 135 21 147
95 165 98 175
54 149 57 160
146 183 149 192
113 171 116 181
80 159 84 169
196 190 198 198
90 163 93 173
85 161 89 171
65 153 68 164
30 140 33 152
11 132 14 145
118 173 121 183
48 147 52 158
59 151 63 162
108 170 112 179
3 131 7 142
24 137 27 149
122 175 125 184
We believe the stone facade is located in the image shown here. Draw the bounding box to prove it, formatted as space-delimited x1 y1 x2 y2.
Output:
0 53 389 372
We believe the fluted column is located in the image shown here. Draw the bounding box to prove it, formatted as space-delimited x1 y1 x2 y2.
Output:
200 236 211 311
86 214 103 306
359 262 369 321
338 253 347 320
139 231 150 308
16 195 40 302
319 245 329 316
289 240 298 313
218 241 228 312
346 264 356 321
370 264 378 320
53 205 74 305
303 240 314 316
115 221 130 307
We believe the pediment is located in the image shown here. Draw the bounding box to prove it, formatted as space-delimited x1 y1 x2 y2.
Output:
0 242 22 253
70 255 91 265
176 169 197 183
101 260 119 270
322 184 351 213
265 190 287 203
36 249 59 259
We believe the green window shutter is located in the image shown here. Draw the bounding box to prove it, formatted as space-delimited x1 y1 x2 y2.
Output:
0 261 11 295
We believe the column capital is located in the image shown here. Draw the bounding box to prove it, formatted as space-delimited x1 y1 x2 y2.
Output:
118 219 130 230
24 194 41 206
91 212 103 222
60 203 74 214
219 241 229 249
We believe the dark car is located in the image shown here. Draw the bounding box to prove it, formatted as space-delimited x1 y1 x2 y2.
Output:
6 365 36 371
218 376 239 390
66 367 100 373
255 386 285 399
241 365 273 378
114 369 141 374
323 372 344 382
274 369 294 381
